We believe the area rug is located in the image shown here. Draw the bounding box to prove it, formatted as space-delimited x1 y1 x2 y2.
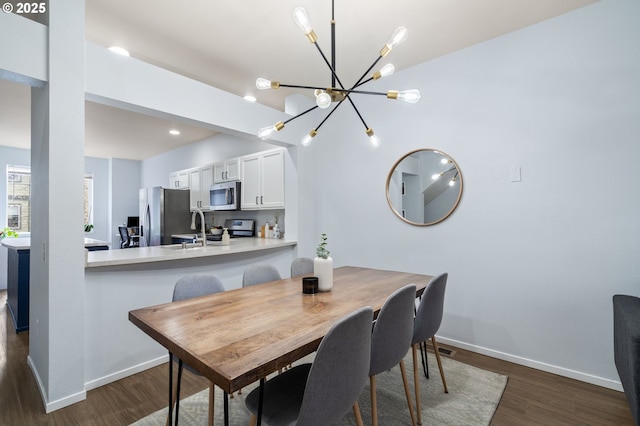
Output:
131 352 507 425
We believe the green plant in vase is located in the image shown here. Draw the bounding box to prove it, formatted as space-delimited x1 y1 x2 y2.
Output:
316 233 330 259
314 233 333 291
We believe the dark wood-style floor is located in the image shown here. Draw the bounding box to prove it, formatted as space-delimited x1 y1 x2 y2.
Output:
0 290 633 425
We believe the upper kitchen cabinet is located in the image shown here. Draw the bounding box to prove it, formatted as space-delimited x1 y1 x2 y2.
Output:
169 170 189 189
241 149 284 210
189 165 214 210
213 158 240 183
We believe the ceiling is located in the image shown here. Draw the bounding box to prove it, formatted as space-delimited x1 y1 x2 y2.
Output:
0 0 597 160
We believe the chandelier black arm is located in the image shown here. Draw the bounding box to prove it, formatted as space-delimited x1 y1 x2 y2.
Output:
279 83 328 91
345 96 370 130
345 89 387 96
278 84 387 97
350 54 384 91
314 99 345 131
354 77 374 88
283 105 320 125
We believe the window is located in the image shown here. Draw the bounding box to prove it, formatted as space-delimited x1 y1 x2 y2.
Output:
7 204 20 228
6 165 31 233
6 166 94 232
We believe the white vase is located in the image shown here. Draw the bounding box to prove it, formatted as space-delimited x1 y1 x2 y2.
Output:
314 256 333 292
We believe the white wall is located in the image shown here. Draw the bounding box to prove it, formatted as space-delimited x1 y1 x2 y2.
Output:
295 0 640 389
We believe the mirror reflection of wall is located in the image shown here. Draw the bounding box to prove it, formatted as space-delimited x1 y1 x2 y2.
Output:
386 149 463 226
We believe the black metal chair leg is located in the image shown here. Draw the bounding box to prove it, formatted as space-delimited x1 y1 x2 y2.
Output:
420 340 429 379
175 359 184 426
168 352 174 426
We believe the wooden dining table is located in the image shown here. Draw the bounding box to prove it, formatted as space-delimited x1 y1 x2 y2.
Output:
129 265 432 425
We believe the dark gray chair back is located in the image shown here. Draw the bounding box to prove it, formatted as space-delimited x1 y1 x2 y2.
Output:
118 226 130 249
296 306 373 425
613 294 640 426
413 273 448 345
370 284 417 376
291 257 314 277
242 264 282 287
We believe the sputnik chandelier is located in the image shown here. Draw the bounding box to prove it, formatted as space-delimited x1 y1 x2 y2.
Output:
256 1 421 147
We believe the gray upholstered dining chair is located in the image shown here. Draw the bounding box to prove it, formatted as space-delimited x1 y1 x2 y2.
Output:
290 257 314 277
242 264 282 287
237 264 283 396
171 274 225 426
245 306 373 426
412 272 449 426
369 284 417 426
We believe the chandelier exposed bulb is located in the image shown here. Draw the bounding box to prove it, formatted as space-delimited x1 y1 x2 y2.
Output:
432 172 444 180
449 177 456 187
256 78 280 90
301 129 317 146
258 121 285 140
373 64 395 80
292 7 317 42
366 128 380 147
397 89 421 103
381 26 408 57
388 89 421 103
315 91 332 109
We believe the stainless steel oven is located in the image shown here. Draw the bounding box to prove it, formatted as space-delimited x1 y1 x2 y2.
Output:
209 181 241 211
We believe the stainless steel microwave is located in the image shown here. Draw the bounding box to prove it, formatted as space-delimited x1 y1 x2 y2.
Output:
209 181 241 211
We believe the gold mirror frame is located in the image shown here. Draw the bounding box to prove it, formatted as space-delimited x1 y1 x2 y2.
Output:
386 149 463 226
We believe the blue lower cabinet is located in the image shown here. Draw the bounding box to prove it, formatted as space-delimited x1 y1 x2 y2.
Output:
7 248 30 333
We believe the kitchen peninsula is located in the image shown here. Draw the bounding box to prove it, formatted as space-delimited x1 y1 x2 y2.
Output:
2 237 110 332
84 236 297 391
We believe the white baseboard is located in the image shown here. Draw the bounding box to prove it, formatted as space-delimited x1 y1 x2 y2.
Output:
27 355 87 413
27 353 169 412
84 354 169 391
437 336 624 392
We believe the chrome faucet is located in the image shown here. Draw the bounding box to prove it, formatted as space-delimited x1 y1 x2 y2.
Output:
190 208 206 246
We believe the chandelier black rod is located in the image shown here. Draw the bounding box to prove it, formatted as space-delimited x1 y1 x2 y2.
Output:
314 42 346 91
348 99 370 130
278 83 388 97
350 55 384 92
283 105 320 125
314 98 345 131
331 0 336 88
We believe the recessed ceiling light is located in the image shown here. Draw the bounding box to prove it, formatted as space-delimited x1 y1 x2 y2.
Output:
169 129 180 136
244 95 257 102
108 46 130 57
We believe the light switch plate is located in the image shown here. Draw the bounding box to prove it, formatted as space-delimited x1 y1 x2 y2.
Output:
510 166 522 182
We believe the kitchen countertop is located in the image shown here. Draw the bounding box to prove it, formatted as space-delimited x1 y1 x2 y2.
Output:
1 237 110 250
85 237 297 268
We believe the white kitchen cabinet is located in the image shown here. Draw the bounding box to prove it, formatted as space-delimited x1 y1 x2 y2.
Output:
241 149 284 210
189 165 214 210
213 158 240 183
169 170 189 189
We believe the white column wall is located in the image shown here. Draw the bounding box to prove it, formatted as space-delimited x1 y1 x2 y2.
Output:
29 0 87 412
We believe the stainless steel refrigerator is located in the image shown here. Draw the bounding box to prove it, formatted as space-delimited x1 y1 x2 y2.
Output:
139 187 192 246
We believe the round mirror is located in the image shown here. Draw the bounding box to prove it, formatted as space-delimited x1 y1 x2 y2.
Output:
386 149 463 226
